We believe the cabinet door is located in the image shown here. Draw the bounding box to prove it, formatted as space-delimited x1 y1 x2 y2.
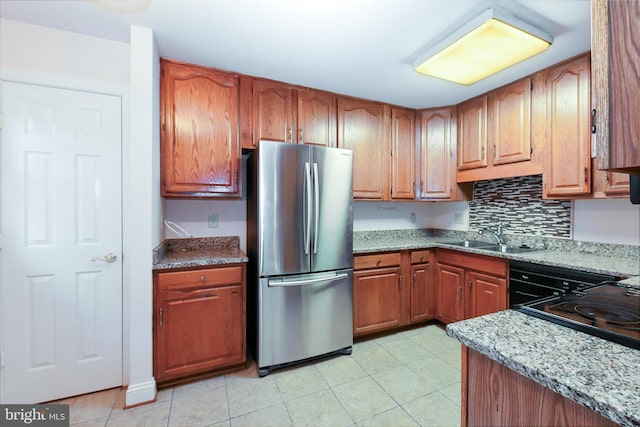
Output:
353 267 402 336
390 107 416 199
489 78 532 165
338 98 390 200
411 263 433 323
543 54 591 197
156 284 244 383
253 80 295 143
457 96 487 170
161 60 240 196
419 107 456 199
592 0 640 173
466 270 507 319
297 88 336 147
436 263 464 324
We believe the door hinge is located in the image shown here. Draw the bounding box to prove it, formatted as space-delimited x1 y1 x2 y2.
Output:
234 171 239 184
399 275 402 289
413 273 417 288
159 307 164 327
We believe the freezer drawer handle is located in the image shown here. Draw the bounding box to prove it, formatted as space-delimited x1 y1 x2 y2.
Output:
268 273 349 287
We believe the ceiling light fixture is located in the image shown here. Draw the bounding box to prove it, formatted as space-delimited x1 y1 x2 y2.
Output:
413 8 553 85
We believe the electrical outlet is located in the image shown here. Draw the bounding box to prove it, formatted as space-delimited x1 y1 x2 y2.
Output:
208 214 218 228
454 213 464 225
410 212 416 223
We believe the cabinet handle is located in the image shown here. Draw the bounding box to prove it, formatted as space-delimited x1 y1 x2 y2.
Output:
159 307 163 327
200 275 206 282
376 259 381 266
583 167 588 183
419 255 424 262
458 285 463 301
299 128 304 142
289 127 293 142
480 146 485 160
493 144 496 158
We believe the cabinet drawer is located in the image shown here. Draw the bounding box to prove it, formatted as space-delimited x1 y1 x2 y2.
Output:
157 266 243 291
437 250 507 277
411 250 431 264
354 253 401 270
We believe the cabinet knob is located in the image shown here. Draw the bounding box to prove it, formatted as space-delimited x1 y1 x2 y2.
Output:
200 275 206 282
420 255 424 262
376 259 381 266
468 282 472 287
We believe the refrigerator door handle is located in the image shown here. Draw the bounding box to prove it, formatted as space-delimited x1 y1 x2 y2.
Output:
268 273 349 287
312 162 319 254
304 162 312 255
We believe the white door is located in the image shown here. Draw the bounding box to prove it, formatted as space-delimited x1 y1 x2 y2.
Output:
0 81 123 403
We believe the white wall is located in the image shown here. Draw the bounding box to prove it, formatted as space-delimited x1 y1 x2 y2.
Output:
573 198 640 245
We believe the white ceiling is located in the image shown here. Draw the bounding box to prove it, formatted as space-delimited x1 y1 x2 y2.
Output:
0 0 591 109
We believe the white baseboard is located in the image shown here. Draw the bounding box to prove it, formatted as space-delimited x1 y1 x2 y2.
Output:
125 379 156 408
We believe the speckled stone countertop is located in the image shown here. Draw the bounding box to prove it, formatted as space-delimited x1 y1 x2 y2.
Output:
446 310 640 427
153 236 248 270
353 229 640 278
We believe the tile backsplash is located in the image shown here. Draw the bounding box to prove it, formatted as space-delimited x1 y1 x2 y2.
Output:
469 175 572 238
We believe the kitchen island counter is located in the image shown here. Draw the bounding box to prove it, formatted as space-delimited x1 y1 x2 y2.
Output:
446 310 640 427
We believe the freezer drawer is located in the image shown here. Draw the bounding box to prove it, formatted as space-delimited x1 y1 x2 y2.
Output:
257 269 353 375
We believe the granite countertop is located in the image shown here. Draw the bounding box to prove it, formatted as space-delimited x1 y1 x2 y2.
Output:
353 229 640 279
446 310 640 427
153 236 248 270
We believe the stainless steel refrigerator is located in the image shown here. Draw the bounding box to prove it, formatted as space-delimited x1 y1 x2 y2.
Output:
247 140 353 377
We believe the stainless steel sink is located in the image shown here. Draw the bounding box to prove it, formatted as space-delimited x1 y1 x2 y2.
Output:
481 244 543 254
441 240 495 248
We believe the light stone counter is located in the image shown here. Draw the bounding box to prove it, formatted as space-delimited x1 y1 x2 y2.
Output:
446 310 640 427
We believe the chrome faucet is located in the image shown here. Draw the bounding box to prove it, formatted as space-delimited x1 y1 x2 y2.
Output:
479 223 505 245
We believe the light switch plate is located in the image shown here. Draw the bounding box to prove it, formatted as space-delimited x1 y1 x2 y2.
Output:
208 214 218 228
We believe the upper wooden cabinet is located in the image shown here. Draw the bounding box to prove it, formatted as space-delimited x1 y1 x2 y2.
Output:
592 0 640 174
390 107 416 199
160 60 242 197
419 107 458 200
457 95 487 171
243 80 337 148
489 78 532 165
337 97 390 200
252 80 295 144
543 54 592 198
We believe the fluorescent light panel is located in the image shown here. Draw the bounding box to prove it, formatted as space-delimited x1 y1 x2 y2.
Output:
414 8 553 85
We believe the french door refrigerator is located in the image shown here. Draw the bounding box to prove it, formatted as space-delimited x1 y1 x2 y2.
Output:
247 140 353 376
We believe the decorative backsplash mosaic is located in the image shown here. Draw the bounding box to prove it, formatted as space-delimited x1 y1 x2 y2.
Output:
469 175 572 238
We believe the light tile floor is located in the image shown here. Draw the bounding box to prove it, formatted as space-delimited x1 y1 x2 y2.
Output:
54 323 462 427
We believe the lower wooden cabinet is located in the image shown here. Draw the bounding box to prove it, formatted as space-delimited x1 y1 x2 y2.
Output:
154 264 246 385
436 250 507 324
353 250 434 337
463 348 617 427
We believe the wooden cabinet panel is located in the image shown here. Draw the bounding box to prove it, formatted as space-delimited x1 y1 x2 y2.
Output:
457 96 487 171
489 78 532 165
543 54 591 197
592 0 640 173
297 88 336 147
411 263 433 323
436 263 465 324
154 265 246 385
353 267 402 336
338 97 389 200
466 271 507 319
253 80 295 143
419 107 457 199
160 60 241 197
390 107 416 199
465 349 618 427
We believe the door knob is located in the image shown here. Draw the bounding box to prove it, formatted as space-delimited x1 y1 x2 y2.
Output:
91 253 117 263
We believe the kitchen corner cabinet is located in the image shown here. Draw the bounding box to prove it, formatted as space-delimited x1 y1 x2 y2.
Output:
160 60 241 197
436 250 507 324
592 0 640 174
463 348 618 427
353 250 435 337
154 265 246 385
390 107 416 199
542 54 592 198
338 97 390 200
457 95 487 171
419 107 466 200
